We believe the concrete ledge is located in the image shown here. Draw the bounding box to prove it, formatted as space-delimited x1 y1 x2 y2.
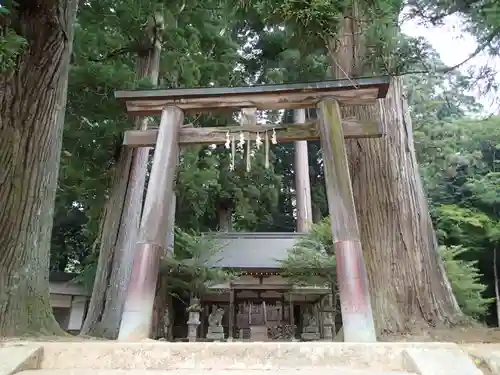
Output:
464 348 500 374
403 347 483 375
18 369 416 375
38 342 458 371
0 345 42 375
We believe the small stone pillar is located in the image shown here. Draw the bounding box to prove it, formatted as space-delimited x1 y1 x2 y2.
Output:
321 302 335 340
186 298 202 342
288 293 296 339
228 288 235 341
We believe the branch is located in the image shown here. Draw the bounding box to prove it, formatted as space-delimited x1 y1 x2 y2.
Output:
438 31 496 73
390 31 497 77
87 12 165 63
88 45 135 62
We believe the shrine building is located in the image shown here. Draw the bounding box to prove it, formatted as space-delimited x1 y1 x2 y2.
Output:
197 232 335 341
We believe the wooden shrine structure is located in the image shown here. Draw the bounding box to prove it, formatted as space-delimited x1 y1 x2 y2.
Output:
114 76 391 342
202 232 331 341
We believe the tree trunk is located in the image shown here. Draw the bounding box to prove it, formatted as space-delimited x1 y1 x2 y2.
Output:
151 272 169 339
312 204 323 223
80 14 163 338
217 204 233 232
494 248 500 326
294 110 313 233
0 0 78 336
79 146 150 338
345 78 462 332
328 15 462 334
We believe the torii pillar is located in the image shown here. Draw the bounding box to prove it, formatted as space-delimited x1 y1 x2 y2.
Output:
317 98 376 342
118 106 182 340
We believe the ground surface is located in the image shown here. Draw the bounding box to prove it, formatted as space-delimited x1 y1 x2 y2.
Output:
380 327 500 343
2 326 500 343
0 335 109 342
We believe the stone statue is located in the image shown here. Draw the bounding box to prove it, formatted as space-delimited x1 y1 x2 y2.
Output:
303 310 312 326
163 309 170 339
206 305 225 341
301 307 320 341
208 305 225 327
309 312 317 327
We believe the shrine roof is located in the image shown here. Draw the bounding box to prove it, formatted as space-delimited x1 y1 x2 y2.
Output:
206 232 304 269
114 76 391 115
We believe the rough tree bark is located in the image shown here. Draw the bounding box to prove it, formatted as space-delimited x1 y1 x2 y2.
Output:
494 248 500 326
217 199 234 232
151 273 169 339
80 14 164 338
327 15 462 334
0 0 78 336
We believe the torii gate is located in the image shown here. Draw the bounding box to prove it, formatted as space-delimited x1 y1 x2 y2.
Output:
114 76 391 342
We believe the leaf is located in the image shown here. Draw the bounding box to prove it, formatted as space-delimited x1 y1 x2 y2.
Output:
160 228 237 298
280 217 336 287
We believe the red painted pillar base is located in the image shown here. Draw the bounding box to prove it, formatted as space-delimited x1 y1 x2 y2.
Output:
335 239 377 342
118 243 162 341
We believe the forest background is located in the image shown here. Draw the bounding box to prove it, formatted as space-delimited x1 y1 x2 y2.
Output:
1 0 500 336
52 0 500 325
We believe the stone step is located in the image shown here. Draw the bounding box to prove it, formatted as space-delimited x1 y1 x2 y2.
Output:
3 342 490 375
38 341 456 371
18 369 417 375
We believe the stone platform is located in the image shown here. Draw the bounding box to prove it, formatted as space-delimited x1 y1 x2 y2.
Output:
0 341 497 375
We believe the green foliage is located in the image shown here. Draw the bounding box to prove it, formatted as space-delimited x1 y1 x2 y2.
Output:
435 205 492 247
255 0 345 45
160 228 237 301
440 245 493 319
238 0 424 76
44 0 500 327
282 217 493 319
280 217 336 287
0 27 27 73
52 0 251 269
175 142 283 232
414 115 500 248
467 172 500 210
53 0 470 273
50 206 91 273
411 67 500 323
0 2 29 74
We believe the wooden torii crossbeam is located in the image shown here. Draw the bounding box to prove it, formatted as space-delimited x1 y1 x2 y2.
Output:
115 76 389 114
118 77 389 147
115 76 391 343
123 118 382 148
123 118 382 147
